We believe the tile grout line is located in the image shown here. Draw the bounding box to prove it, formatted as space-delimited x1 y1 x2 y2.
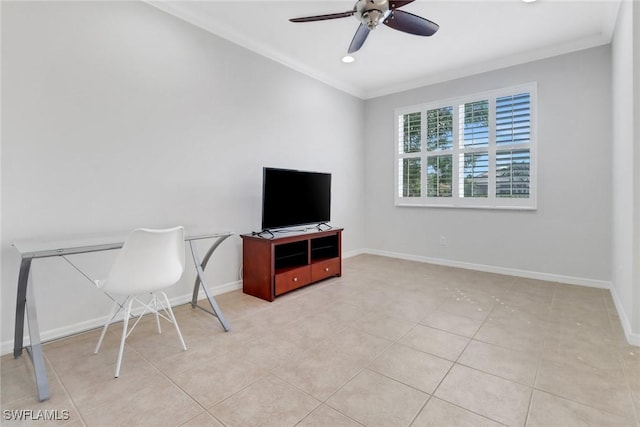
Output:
407 280 519 427
42 351 88 427
528 286 638 425
115 329 232 426
521 282 557 427
312 309 423 426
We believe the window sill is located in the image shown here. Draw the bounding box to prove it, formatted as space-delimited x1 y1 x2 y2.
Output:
395 201 537 211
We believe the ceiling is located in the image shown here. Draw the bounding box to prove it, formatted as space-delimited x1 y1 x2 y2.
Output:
147 0 621 99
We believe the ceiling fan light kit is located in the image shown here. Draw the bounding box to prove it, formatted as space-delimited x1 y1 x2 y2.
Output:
289 0 439 54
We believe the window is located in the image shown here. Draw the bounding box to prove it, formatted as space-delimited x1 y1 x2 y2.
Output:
395 83 536 209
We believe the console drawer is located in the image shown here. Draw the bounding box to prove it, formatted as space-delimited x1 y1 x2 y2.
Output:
311 258 341 282
275 266 311 296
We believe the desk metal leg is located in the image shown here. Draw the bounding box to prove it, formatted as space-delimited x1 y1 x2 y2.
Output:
14 258 31 358
15 258 50 401
190 235 231 306
189 238 231 332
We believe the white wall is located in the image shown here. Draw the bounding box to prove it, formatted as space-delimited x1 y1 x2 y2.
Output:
363 46 612 286
1 1 365 352
611 0 640 345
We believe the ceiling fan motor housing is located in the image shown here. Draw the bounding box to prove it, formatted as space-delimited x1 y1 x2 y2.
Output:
355 0 391 29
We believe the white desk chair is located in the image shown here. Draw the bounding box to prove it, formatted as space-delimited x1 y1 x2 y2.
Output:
93 226 187 378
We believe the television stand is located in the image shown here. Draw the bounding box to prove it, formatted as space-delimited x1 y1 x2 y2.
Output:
241 228 343 301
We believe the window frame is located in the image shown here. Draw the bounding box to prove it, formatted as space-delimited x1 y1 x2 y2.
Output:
395 83 537 210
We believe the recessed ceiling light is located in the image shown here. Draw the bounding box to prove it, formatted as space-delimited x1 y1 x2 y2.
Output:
341 55 355 64
522 0 537 3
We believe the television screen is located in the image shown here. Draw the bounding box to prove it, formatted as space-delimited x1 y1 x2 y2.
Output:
261 167 331 230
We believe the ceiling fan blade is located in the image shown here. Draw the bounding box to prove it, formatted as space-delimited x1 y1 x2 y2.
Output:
289 11 354 23
348 23 371 54
389 1 416 10
383 9 439 36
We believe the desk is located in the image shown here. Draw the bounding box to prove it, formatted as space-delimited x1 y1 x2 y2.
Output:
12 229 233 402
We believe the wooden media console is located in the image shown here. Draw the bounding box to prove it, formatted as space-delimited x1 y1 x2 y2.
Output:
241 228 342 301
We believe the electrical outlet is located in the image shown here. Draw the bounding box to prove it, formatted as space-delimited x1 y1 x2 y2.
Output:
440 236 447 246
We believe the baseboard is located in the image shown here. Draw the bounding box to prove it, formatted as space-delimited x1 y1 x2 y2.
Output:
1 280 242 356
364 248 612 289
609 285 640 347
343 248 367 259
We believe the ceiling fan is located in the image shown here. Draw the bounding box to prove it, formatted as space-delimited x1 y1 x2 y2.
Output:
289 0 439 54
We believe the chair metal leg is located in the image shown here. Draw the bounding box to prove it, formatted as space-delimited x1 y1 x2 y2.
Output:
153 295 162 334
114 297 133 378
160 292 187 351
94 300 121 354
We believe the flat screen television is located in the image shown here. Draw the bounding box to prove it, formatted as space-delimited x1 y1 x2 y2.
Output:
261 167 331 230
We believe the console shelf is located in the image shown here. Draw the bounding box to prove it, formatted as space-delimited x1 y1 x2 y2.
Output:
241 228 343 301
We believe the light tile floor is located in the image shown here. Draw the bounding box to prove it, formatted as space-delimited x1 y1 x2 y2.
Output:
2 254 639 426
